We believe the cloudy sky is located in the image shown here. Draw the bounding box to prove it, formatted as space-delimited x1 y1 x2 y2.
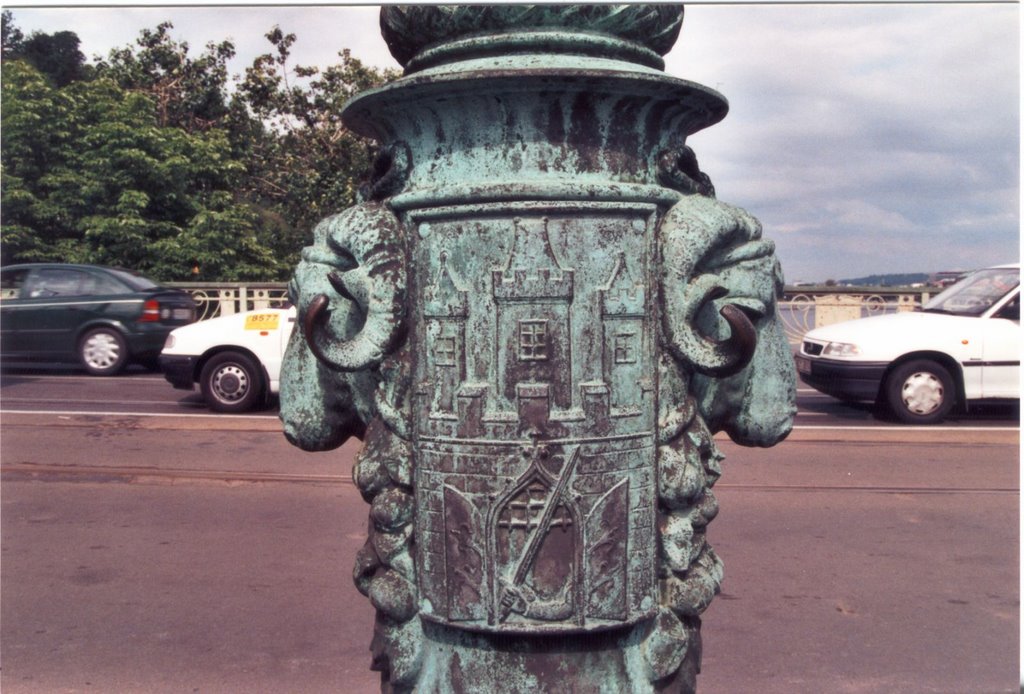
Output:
6 3 1020 282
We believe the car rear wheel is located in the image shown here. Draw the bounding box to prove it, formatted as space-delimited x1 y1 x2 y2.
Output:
199 351 262 413
79 327 129 376
883 359 955 425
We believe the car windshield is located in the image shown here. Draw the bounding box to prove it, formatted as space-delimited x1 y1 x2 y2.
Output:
922 267 1019 316
105 267 160 291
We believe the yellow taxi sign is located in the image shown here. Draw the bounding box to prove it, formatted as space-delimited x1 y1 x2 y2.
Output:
244 313 280 331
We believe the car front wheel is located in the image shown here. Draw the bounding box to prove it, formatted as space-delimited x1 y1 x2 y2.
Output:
199 351 263 413
883 359 955 425
79 327 129 376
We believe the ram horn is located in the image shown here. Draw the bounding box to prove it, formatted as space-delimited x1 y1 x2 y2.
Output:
668 276 758 378
302 203 408 372
660 196 764 378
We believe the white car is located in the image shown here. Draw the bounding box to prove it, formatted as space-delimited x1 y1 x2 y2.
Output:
159 306 295 413
796 264 1019 424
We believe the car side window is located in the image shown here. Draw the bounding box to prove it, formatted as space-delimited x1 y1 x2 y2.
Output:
25 268 91 298
994 295 1019 321
90 272 132 295
0 269 30 299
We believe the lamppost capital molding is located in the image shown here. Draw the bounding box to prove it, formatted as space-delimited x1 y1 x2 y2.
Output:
281 4 796 691
380 4 685 72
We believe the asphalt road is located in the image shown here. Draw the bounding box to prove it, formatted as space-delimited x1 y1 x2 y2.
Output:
0 366 1018 429
0 370 1019 693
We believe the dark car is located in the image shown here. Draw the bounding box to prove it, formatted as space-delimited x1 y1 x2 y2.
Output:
0 263 197 375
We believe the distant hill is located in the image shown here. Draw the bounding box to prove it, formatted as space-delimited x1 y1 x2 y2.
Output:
836 273 931 287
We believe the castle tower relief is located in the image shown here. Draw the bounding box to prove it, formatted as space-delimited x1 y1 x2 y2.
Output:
423 250 468 416
492 217 574 419
601 252 648 413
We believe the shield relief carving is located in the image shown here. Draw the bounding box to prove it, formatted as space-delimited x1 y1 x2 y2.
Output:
412 204 658 633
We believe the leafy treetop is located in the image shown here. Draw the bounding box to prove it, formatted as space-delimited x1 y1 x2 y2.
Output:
1 12 397 281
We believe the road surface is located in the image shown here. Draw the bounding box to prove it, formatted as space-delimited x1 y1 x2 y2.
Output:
0 367 1017 429
0 369 1019 693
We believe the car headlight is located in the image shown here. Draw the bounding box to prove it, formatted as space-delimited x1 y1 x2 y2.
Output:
163 334 176 350
823 341 859 357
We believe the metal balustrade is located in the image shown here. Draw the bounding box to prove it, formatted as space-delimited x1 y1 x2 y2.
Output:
166 282 291 321
779 288 930 346
169 281 931 347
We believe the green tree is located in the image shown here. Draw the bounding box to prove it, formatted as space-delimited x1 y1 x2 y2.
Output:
19 30 89 87
236 26 399 268
1 59 282 280
94 22 235 132
1 60 83 263
2 10 25 59
2 13 88 87
2 17 398 280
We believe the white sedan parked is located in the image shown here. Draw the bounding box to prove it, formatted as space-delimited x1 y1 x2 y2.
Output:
159 306 295 413
796 264 1019 424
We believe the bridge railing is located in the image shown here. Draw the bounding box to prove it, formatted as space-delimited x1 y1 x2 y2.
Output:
166 282 291 321
779 287 931 346
168 281 934 347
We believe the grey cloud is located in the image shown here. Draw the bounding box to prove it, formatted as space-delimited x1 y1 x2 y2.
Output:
671 4 1018 281
10 4 1018 281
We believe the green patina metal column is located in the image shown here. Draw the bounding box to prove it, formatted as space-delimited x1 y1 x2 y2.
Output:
280 5 796 691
